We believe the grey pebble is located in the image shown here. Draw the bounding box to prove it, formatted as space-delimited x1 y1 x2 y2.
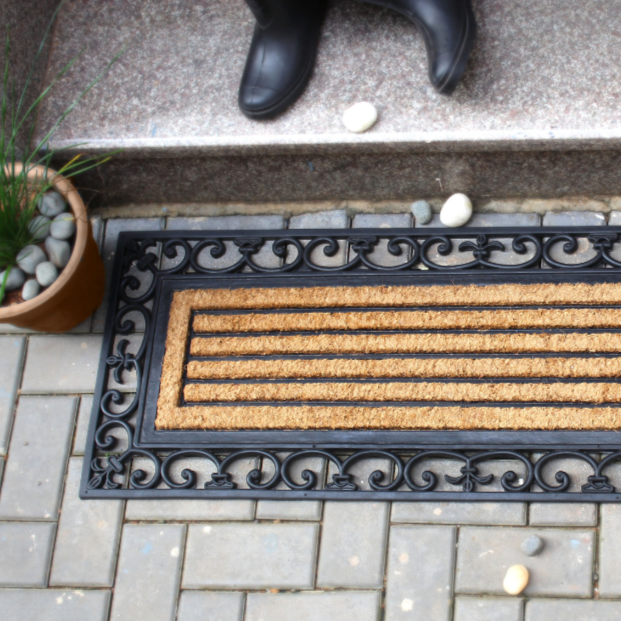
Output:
21 279 41 301
37 191 66 217
411 200 432 225
45 236 71 269
50 213 76 240
28 215 51 241
16 244 47 274
0 267 26 292
521 534 544 557
35 261 59 288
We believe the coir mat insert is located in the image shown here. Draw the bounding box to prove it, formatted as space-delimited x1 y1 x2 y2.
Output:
82 227 621 501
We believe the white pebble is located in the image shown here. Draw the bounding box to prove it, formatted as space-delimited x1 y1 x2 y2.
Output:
16 244 47 274
45 236 72 269
440 193 473 227
342 102 378 133
0 267 25 292
50 213 76 240
38 191 66 217
21 279 41 301
28 215 51 241
35 261 59 288
503 564 529 595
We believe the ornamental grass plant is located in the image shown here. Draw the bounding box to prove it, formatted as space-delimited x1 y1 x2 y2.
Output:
0 1 121 304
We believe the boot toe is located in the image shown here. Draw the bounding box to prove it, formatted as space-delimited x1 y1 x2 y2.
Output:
238 86 282 118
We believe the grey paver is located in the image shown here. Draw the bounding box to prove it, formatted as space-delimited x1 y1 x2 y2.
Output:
392 502 526 525
72 395 94 455
384 526 456 621
0 589 110 621
256 500 322 521
0 522 56 587
50 458 124 587
0 396 76 520
182 523 318 589
125 499 255 521
609 211 621 226
598 505 621 597
288 209 349 267
455 527 594 597
0 335 25 454
351 213 413 267
454 597 523 621
93 218 165 333
177 591 245 621
110 524 185 621
317 501 389 588
415 213 541 227
21 335 103 394
526 599 621 621
543 211 606 226
529 503 597 527
245 591 382 621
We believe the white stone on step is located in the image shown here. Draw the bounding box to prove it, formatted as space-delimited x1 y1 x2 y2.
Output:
45 236 71 269
38 191 66 217
35 262 58 288
0 267 25 292
21 279 40 301
503 564 529 595
28 215 51 241
16 245 47 274
411 200 432 224
440 193 473 227
50 213 76 240
342 102 378 133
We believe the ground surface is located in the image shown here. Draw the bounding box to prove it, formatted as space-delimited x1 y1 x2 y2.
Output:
2 208 621 621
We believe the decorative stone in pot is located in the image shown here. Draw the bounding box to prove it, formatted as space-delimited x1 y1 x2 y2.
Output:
0 164 105 332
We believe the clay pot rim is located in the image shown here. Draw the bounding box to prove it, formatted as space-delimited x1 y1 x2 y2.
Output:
0 163 89 320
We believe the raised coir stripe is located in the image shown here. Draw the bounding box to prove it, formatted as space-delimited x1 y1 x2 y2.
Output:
183 381 621 403
193 308 621 334
155 404 621 431
190 332 621 357
186 357 621 380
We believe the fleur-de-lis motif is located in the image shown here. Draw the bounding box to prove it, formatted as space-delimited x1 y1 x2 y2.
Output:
458 235 505 261
445 465 494 492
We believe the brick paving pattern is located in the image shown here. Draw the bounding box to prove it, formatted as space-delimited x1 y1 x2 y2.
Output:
1 210 620 620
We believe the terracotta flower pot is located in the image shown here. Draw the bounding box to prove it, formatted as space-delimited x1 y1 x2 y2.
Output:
0 164 105 332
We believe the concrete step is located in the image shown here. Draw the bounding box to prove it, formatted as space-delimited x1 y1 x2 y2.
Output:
30 0 621 204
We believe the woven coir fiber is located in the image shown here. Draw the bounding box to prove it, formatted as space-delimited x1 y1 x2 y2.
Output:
156 283 621 431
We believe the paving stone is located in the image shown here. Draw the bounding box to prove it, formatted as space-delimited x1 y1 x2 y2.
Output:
0 522 56 586
597 504 621 597
245 592 382 621
110 524 185 621
93 218 164 333
392 501 526 525
351 213 413 267
543 211 606 226
384 526 456 621
72 395 94 455
21 335 103 394
454 596 523 621
317 501 389 588
0 336 25 455
526 599 621 621
288 209 349 267
126 499 255 521
529 503 597 527
415 213 541 227
177 591 245 621
183 523 318 589
0 396 77 520
608 211 621 226
0 589 110 621
455 527 594 597
165 215 285 272
50 458 124 587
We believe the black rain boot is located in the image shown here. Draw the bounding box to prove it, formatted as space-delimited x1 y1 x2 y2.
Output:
359 0 476 95
239 0 329 120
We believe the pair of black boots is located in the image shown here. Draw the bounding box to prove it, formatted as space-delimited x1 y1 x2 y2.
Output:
239 0 477 120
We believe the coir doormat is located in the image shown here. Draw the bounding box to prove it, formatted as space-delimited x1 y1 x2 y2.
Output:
81 228 621 502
